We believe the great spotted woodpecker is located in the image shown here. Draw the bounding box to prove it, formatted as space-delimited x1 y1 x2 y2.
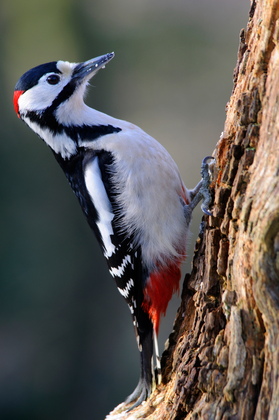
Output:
14 52 212 410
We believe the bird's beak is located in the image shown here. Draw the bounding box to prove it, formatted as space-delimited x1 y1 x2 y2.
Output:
73 52 115 82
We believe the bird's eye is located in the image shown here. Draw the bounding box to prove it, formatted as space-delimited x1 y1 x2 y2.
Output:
46 74 60 85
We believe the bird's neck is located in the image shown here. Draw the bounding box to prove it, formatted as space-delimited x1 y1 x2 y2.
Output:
55 100 120 128
23 102 123 160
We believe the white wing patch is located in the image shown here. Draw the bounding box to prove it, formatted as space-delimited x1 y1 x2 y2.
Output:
109 254 131 277
117 278 134 299
84 157 115 258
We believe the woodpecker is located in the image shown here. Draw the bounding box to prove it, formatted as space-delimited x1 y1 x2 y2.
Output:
14 52 212 410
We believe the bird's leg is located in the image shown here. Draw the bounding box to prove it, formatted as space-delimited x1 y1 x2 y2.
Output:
184 156 214 224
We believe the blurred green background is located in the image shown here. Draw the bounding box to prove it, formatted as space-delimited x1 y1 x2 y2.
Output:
1 1 249 419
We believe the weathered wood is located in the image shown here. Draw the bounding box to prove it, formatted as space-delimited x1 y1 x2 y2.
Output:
107 1 279 418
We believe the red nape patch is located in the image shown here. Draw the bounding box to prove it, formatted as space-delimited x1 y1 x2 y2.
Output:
142 259 182 335
13 90 24 117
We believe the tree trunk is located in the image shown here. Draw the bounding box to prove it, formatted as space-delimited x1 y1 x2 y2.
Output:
107 1 279 418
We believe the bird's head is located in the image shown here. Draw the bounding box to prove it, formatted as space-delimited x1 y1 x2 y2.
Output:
13 52 115 158
14 52 114 119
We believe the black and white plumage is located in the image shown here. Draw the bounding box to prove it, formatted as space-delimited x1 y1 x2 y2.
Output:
14 52 212 410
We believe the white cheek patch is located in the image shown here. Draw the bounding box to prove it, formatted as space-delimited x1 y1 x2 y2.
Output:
18 64 74 113
84 157 116 258
19 81 63 111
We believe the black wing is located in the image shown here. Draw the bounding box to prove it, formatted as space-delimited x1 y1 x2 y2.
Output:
56 148 154 406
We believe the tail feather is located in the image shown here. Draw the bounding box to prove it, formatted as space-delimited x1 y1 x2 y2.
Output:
126 311 153 410
110 246 183 409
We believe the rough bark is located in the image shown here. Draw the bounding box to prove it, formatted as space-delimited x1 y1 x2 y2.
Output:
107 1 279 418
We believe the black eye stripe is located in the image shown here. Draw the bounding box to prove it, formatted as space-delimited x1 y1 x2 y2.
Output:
46 74 60 85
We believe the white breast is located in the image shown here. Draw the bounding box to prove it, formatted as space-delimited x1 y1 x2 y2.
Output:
84 156 116 259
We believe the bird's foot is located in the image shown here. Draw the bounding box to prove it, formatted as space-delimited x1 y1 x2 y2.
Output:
184 156 215 223
124 378 152 412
